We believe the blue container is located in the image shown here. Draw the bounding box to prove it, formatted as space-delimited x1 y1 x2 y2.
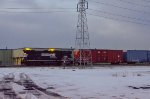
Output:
127 50 148 63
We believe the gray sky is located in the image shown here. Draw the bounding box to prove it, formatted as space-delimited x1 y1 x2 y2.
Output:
0 0 150 50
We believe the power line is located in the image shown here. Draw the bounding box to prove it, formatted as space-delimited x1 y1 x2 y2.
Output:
0 10 76 13
89 9 150 23
88 0 150 15
0 2 149 26
87 13 150 26
115 0 150 8
138 0 150 3
0 7 76 13
0 7 75 10
0 8 76 13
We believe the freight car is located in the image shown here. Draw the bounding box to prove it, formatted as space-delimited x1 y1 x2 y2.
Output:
91 49 123 64
74 49 124 65
22 48 73 66
126 50 148 63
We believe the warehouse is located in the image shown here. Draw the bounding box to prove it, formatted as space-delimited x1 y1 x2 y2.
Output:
12 48 26 65
0 49 13 66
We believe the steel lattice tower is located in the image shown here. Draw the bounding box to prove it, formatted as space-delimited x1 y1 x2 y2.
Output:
75 0 92 66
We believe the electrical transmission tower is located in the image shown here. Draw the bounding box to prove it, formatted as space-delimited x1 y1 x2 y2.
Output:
75 0 92 66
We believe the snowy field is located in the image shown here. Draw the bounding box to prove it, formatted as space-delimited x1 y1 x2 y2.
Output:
0 66 150 99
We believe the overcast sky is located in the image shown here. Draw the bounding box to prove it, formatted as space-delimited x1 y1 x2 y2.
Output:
0 0 150 50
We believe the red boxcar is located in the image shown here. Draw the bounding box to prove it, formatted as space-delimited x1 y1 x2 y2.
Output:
107 50 123 64
91 49 123 64
91 50 97 63
92 49 108 63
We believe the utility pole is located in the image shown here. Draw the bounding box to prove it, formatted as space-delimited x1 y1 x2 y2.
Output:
75 0 92 66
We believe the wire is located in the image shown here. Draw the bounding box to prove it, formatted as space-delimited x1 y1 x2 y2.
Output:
0 2 149 26
87 13 150 26
88 9 150 23
0 10 76 13
115 0 150 8
0 7 76 13
0 7 75 10
88 0 150 15
138 0 150 3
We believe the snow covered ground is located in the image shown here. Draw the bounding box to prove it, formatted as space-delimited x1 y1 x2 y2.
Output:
0 66 150 99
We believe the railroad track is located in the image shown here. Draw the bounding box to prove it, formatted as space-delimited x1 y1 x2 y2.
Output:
0 73 69 99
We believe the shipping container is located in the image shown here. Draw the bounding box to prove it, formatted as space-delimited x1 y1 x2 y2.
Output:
92 49 108 63
127 50 148 63
107 50 123 64
91 49 123 64
91 50 98 63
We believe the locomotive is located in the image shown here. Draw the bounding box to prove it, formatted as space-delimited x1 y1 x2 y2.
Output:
22 48 73 66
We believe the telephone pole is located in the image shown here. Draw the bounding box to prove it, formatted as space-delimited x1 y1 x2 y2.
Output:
75 0 92 66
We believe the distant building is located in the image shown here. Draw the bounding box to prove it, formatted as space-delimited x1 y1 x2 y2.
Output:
0 49 13 66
